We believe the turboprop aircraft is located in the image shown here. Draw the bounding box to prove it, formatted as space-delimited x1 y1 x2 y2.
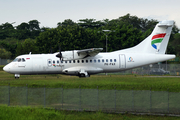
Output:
3 20 176 78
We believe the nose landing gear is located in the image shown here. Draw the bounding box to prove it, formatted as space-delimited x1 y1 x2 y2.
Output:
15 74 20 79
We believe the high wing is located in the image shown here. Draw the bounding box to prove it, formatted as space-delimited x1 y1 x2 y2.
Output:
77 48 103 58
56 48 103 61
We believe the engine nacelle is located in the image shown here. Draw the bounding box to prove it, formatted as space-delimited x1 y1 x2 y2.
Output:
61 50 86 60
56 48 103 61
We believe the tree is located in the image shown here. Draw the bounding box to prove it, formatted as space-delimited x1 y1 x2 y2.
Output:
16 23 30 30
28 20 40 31
168 33 180 55
15 20 41 40
0 22 14 30
0 22 15 39
78 19 105 28
57 19 76 27
0 48 12 59
36 28 59 53
28 20 41 39
0 38 17 58
16 22 30 40
0 14 175 58
16 38 39 56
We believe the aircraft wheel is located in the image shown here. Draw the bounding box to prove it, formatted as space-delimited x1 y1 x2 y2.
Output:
79 73 85 78
86 74 90 77
14 74 20 79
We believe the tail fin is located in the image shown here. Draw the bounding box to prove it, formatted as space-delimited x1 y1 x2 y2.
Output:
119 20 174 54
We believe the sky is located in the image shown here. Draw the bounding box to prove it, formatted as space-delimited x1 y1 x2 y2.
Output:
1 0 180 28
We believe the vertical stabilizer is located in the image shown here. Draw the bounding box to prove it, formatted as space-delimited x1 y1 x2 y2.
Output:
157 21 174 54
117 20 174 54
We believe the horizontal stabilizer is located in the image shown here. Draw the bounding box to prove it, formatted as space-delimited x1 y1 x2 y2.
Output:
158 20 174 27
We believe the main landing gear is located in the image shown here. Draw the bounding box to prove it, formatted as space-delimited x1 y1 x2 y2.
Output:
79 73 90 78
78 69 90 78
15 74 20 79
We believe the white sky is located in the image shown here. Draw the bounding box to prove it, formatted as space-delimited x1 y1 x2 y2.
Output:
0 0 180 28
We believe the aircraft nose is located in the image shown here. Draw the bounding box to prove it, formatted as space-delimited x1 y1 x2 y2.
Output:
3 65 9 72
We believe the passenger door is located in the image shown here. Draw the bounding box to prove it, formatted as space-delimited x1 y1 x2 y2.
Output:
119 54 126 69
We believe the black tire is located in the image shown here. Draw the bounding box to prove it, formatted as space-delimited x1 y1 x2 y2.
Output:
79 73 85 78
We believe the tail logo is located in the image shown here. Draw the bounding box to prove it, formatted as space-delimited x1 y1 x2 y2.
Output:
151 33 166 49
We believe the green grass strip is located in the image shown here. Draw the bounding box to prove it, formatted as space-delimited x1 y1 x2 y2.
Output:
0 105 179 120
1 71 180 92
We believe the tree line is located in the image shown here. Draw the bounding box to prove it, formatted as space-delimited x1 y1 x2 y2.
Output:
0 14 180 59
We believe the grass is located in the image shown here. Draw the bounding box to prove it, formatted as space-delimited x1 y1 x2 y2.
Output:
0 105 180 120
0 71 180 92
0 65 4 71
1 69 180 119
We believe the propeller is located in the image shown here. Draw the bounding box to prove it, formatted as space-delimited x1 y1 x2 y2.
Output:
56 45 63 61
50 46 53 53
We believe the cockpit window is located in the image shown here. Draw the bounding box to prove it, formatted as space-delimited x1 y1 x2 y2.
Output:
22 58 26 62
18 58 21 62
13 58 26 62
13 58 18 62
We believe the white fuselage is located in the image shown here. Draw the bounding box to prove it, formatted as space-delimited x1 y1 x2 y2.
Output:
3 52 175 76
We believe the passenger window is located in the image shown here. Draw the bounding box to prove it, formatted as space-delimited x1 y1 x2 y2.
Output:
114 59 116 62
65 61 67 63
106 59 108 62
53 60 55 64
110 59 112 62
61 61 63 63
73 60 75 63
102 59 104 62
49 61 51 64
57 60 59 64
77 60 80 63
90 60 92 63
86 60 88 63
18 58 21 62
22 58 26 62
98 59 100 63
69 60 71 63
94 60 96 63
82 60 84 63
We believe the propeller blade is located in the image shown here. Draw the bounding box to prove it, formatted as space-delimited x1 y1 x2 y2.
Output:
56 44 63 61
50 46 53 53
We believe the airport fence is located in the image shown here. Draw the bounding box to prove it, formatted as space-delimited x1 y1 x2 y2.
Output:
0 58 11 65
118 63 180 76
1 85 180 115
